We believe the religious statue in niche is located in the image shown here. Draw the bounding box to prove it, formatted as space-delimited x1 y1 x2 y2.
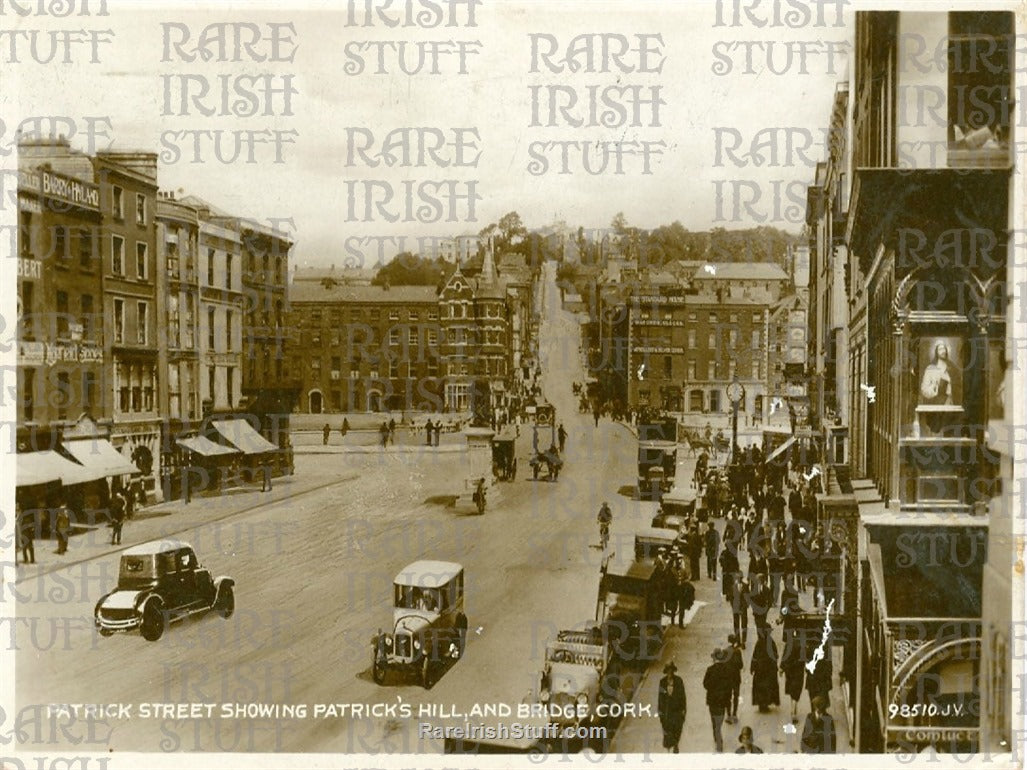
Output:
914 337 964 437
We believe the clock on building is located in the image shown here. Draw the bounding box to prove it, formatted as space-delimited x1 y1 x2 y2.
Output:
727 379 745 405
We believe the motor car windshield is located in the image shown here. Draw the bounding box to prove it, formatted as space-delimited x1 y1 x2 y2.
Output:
118 555 157 587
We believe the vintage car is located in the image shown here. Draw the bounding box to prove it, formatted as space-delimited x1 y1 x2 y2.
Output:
539 627 611 730
372 560 468 689
94 539 235 641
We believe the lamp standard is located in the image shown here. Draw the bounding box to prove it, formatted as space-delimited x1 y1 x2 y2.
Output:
727 375 745 466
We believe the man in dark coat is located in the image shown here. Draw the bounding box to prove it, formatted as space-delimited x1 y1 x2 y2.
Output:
801 695 836 753
704 521 719 579
719 545 739 602
675 567 695 628
109 490 126 546
16 506 35 565
788 487 803 520
657 661 686 753
686 526 703 580
703 648 733 752
730 576 751 647
425 419 434 446
725 634 743 724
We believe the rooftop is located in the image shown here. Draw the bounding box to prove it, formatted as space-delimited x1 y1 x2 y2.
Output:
690 263 789 281
290 282 438 304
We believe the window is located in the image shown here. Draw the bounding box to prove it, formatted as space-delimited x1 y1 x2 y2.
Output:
728 329 737 348
208 366 216 403
112 186 123 218
332 391 342 410
114 298 124 343
369 365 378 379
687 329 696 349
208 307 216 349
56 372 70 420
135 193 146 225
22 368 35 421
408 310 419 321
428 330 439 346
390 328 400 345
708 331 715 349
56 291 69 337
226 367 234 407
207 248 215 286
80 294 93 339
709 312 718 324
330 308 341 325
78 228 93 267
728 359 736 380
19 210 31 255
19 282 34 340
729 313 738 323
663 356 672 379
753 312 761 324
709 389 721 412
370 308 380 321
389 309 400 321
311 357 321 372
408 327 417 345
112 234 124 275
137 301 148 344
225 253 233 290
82 371 96 412
752 330 762 350
707 361 716 380
428 309 438 321
387 358 396 378
687 360 696 380
427 357 438 377
688 312 697 322
53 226 68 261
311 330 321 345
225 311 233 351
311 308 323 325
350 362 360 379
752 360 761 379
136 242 148 279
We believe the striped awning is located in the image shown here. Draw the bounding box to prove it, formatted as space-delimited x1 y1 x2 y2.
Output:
177 435 241 457
210 419 277 455
63 438 139 477
17 450 102 487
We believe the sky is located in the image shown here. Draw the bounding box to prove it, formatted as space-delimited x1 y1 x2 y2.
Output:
1 0 862 268
1 0 1009 269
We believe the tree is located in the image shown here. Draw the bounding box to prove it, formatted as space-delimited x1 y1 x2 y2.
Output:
372 252 455 286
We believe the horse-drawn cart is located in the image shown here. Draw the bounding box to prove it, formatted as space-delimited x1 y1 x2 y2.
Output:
492 432 517 481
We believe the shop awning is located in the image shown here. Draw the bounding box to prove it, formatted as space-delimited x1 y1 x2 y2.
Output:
210 419 277 455
177 435 241 457
766 435 797 463
63 438 139 477
16 450 104 487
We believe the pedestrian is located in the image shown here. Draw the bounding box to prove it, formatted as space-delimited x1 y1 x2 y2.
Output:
704 521 719 579
730 575 750 647
54 505 71 555
806 653 833 705
686 526 702 581
16 506 35 565
801 695 836 754
735 725 763 754
750 627 780 713
388 418 396 443
425 418 434 446
719 545 739 602
725 634 743 725
657 661 686 753
749 572 772 631
557 422 566 453
341 418 350 437
109 490 125 546
780 631 806 724
261 464 272 492
703 647 733 752
675 565 695 628
593 407 600 428
380 421 389 447
322 423 331 445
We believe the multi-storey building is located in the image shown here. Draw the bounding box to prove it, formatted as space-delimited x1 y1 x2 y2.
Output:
16 140 104 445
94 149 161 497
288 280 441 413
240 219 296 445
836 10 1012 753
156 192 201 425
438 250 510 414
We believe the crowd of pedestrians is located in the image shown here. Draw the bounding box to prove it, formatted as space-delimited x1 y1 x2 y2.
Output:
655 447 841 754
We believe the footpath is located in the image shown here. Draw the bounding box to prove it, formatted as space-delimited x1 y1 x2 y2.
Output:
12 470 354 585
608 514 852 756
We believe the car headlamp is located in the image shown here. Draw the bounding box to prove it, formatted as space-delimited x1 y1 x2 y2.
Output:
385 637 392 648
576 693 589 707
413 638 421 650
540 689 550 703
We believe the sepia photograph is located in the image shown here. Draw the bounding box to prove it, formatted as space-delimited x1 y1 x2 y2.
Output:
0 0 1022 768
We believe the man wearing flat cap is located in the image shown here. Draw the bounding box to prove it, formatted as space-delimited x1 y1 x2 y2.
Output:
703 647 733 752
657 661 686 753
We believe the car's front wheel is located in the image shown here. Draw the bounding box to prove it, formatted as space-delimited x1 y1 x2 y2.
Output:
140 600 167 642
372 648 387 684
455 614 468 657
215 584 235 619
98 628 114 638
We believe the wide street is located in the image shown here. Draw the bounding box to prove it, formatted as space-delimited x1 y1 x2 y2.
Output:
14 262 660 754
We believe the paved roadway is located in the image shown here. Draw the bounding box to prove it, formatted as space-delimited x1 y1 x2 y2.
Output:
14 261 658 754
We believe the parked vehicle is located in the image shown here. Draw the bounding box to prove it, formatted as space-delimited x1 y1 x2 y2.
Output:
492 433 517 481
539 627 613 731
372 560 468 689
94 540 235 641
637 440 676 500
634 526 682 560
595 551 664 666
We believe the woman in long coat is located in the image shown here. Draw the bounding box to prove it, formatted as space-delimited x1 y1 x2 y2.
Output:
779 632 806 724
750 627 780 712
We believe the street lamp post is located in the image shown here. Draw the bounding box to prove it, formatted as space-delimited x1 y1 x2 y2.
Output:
727 376 745 466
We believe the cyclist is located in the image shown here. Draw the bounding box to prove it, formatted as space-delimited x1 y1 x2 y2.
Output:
597 501 613 549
